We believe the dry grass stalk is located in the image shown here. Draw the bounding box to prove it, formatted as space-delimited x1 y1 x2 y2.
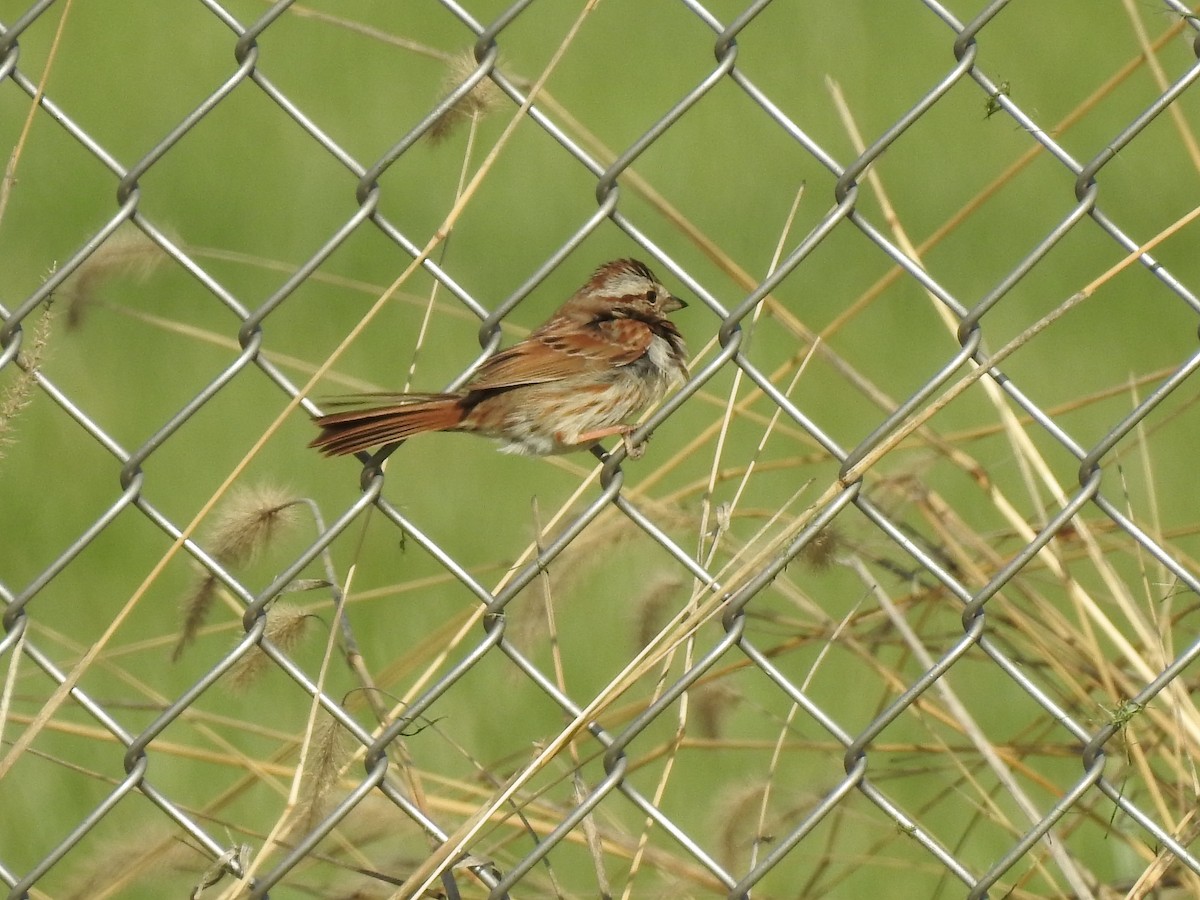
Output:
15 8 1200 897
204 484 302 567
798 524 843 573
226 603 314 691
689 679 741 740
62 225 168 329
0 282 56 459
298 710 350 833
713 781 770 870
172 484 302 659
61 824 194 899
172 572 221 663
633 574 685 650
427 49 506 144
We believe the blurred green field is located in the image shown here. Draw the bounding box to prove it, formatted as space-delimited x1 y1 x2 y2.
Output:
3 1 1200 897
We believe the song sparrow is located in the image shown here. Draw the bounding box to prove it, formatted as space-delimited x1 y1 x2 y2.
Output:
309 259 689 457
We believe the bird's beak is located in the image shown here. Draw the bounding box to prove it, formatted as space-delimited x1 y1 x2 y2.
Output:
662 294 687 313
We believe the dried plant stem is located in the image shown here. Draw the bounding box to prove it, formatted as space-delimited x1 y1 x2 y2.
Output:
232 8 604 898
96 301 381 392
0 290 56 458
623 180 813 896
12 0 576 812
840 195 1200 487
847 554 1095 896
825 74 1149 760
8 5 1199 897
1119 0 1200 174
820 10 1195 342
393 530 800 895
698 182 807 560
403 96 483 394
329 91 495 849
749 592 864 873
0 0 74 228
1126 813 1200 896
618 647 694 898
240 593 347 893
267 3 455 60
826 74 1072 546
0 628 27 756
385 433 605 718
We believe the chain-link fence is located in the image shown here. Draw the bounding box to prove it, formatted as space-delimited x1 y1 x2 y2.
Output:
4 1 1200 897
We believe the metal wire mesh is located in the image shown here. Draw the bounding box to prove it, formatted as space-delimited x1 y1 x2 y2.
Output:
4 1 1200 897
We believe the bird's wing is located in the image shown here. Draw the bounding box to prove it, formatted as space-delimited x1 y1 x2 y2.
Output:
467 317 652 389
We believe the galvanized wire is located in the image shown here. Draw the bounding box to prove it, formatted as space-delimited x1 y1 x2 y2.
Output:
3 1 1200 898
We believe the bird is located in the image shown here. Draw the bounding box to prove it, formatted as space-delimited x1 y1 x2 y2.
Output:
309 258 689 458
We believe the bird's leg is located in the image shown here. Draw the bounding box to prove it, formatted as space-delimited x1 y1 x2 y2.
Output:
621 428 647 459
569 424 646 459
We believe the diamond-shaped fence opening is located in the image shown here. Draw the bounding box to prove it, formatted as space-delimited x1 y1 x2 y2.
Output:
3 1 1200 898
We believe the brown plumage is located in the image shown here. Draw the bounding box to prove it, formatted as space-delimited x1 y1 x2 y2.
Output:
310 259 689 457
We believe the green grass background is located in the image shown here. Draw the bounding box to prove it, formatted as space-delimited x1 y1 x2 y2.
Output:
3 1 1200 897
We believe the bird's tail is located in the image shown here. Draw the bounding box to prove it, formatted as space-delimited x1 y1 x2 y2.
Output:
309 394 467 456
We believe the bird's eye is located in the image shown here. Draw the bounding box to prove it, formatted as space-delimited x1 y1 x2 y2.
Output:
645 289 658 304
